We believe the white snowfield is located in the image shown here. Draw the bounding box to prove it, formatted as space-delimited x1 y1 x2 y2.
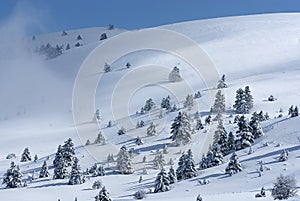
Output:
0 13 300 201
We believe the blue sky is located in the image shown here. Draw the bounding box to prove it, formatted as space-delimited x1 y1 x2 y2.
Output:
1 0 300 34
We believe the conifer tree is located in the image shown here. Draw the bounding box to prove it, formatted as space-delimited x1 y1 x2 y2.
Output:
94 131 107 144
95 186 112 201
217 74 227 89
271 175 297 200
235 116 254 150
244 86 253 110
184 94 194 110
168 166 177 184
176 149 197 180
3 162 23 188
153 153 166 169
116 146 133 174
62 138 75 167
249 112 264 139
39 161 50 178
170 112 192 146
215 120 229 155
53 150 68 179
169 66 182 82
227 131 236 152
146 122 156 136
104 62 112 72
225 152 242 176
68 157 85 185
211 90 226 113
154 168 170 193
20 147 32 162
161 96 171 111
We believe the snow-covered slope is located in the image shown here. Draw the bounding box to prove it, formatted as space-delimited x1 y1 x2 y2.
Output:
0 13 300 201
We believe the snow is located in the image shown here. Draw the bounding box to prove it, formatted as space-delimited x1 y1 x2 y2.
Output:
1 13 300 200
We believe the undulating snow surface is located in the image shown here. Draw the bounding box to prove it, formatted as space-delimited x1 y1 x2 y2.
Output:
0 13 300 201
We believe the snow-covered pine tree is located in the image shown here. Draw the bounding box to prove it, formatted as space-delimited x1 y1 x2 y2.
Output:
244 86 254 111
227 131 236 153
126 62 131 68
210 144 224 166
2 162 23 188
39 161 50 178
20 147 32 162
217 74 227 89
291 106 299 117
77 35 82 40
53 150 68 179
225 152 242 176
100 33 107 40
116 146 134 174
103 62 112 73
215 120 229 155
271 174 297 200
183 94 194 110
199 154 208 170
92 180 102 189
118 126 126 135
154 168 170 193
210 90 226 113
68 157 85 185
62 138 75 167
170 112 192 146
53 145 63 166
194 91 202 99
196 194 203 201
168 166 177 184
233 88 247 114
146 122 156 136
98 165 105 176
235 116 254 150
161 96 171 111
249 112 264 139
176 149 197 180
168 66 182 82
89 163 99 176
144 98 155 112
195 118 204 130
204 115 211 125
278 150 289 162
95 186 112 201
153 153 166 169
94 131 106 145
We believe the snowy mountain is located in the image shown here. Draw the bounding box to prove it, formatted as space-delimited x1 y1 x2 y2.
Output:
0 13 300 201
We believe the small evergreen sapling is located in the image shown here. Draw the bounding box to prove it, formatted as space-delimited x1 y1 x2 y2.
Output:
225 152 242 176
39 161 50 178
20 147 32 162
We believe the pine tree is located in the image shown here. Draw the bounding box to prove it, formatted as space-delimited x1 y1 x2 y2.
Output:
117 126 126 135
39 161 50 178
211 90 226 113
235 116 254 150
216 120 229 155
20 147 32 162
96 186 112 201
176 149 197 180
68 157 85 185
168 66 181 82
194 91 202 99
53 145 63 166
100 33 107 40
126 62 131 68
278 150 289 162
227 131 236 152
195 118 204 130
116 146 133 174
204 115 211 125
146 122 156 136
244 86 254 111
288 105 294 116
291 106 299 117
199 154 208 170
144 98 155 112
153 153 166 169
94 131 106 145
3 162 23 188
53 150 68 179
77 35 82 40
62 138 75 166
104 62 112 72
217 74 227 89
271 175 297 200
170 112 192 146
249 112 264 139
196 194 203 201
225 152 242 176
168 166 177 184
66 43 70 50
183 94 194 110
161 96 171 111
154 168 170 193
210 145 224 166
233 88 247 114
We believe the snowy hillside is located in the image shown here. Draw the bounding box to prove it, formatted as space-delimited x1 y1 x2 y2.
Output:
0 13 300 201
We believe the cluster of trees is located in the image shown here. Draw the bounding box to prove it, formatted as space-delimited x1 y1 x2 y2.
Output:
154 149 197 193
288 105 299 117
233 86 254 114
37 43 63 59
